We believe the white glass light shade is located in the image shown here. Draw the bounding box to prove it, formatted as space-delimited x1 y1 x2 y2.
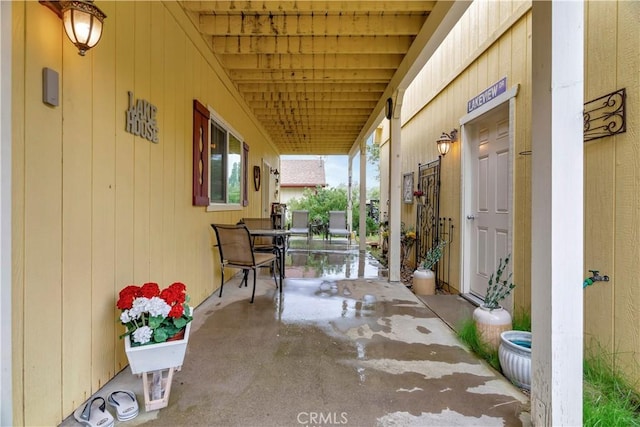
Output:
436 133 452 156
61 1 106 55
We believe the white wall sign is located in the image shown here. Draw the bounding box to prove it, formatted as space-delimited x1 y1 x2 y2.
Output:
126 91 159 143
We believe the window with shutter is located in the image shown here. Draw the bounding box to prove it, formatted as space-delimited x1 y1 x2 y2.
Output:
193 99 248 208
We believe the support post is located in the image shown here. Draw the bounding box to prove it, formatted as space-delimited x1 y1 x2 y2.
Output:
388 90 404 282
359 139 367 253
531 1 584 425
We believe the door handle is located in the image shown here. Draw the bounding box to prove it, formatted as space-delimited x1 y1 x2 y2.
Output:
466 215 476 220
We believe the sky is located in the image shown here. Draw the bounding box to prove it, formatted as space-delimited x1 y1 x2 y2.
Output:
282 154 380 190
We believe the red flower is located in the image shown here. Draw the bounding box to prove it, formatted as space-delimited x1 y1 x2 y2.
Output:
163 282 186 304
169 282 186 294
140 282 160 298
117 293 135 310
117 285 140 309
118 281 192 345
168 304 184 318
160 288 179 305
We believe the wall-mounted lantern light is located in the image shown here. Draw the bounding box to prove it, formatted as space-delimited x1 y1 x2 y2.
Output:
40 0 107 56
436 129 458 157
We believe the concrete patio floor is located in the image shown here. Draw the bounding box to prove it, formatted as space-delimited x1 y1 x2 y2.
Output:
62 264 531 426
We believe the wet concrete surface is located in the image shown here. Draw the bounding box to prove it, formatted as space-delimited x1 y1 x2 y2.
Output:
285 237 384 280
61 242 530 427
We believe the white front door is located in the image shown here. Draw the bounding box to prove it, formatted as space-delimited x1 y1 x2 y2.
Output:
465 105 511 300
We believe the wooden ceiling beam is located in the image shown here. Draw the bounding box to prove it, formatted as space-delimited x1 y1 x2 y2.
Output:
263 117 369 124
182 1 436 13
177 0 450 156
219 53 403 70
228 68 394 82
237 82 386 92
253 107 372 115
268 133 362 140
198 14 426 36
241 91 381 101
210 35 413 54
249 100 377 109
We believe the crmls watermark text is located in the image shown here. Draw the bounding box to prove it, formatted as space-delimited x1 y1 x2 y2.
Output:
297 412 348 426
126 91 159 143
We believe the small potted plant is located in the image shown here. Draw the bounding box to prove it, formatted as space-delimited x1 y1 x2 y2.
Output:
401 225 417 268
472 256 516 350
117 282 194 411
117 282 193 373
413 240 446 295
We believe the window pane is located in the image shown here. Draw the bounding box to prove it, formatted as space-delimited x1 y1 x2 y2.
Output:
210 122 226 203
228 134 242 204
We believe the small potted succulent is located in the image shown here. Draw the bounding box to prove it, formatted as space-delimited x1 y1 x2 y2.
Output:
413 240 446 295
472 255 516 350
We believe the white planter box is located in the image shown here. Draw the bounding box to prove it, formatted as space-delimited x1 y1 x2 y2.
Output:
124 321 191 375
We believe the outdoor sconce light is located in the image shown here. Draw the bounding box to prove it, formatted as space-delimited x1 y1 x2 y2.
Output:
41 0 107 56
436 129 458 157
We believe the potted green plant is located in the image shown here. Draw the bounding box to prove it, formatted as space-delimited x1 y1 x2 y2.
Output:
117 282 194 411
413 240 446 295
472 255 516 350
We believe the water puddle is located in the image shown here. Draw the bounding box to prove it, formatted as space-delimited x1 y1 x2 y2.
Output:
286 248 383 279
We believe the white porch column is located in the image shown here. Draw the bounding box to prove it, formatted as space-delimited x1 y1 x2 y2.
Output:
0 1 12 424
359 139 367 252
388 90 404 282
347 156 353 235
531 1 584 426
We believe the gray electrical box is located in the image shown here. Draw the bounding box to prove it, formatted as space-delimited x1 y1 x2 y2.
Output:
42 67 59 107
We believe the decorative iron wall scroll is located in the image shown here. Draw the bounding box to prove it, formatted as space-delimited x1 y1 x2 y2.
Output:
584 88 626 142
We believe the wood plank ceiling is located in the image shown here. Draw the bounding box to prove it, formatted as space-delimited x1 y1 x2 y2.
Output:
180 1 440 155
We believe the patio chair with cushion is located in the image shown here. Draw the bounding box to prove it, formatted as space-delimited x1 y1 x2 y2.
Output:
211 223 278 303
289 210 310 242
328 210 351 244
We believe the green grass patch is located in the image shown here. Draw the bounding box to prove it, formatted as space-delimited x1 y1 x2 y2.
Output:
457 316 640 425
583 350 640 426
512 308 531 332
456 317 500 371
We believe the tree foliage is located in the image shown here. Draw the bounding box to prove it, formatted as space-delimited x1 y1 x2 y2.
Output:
287 186 379 236
366 138 380 181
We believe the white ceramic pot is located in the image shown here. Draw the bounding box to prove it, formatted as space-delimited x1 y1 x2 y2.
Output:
125 321 191 374
412 268 435 295
499 330 531 390
472 305 512 350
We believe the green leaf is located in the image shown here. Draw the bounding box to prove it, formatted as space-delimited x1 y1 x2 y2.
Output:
148 315 164 329
153 328 169 343
173 317 188 329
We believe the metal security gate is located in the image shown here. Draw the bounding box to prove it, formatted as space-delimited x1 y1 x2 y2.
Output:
416 160 440 262
416 158 454 292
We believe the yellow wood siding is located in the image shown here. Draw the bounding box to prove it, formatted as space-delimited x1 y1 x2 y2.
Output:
382 0 639 389
385 1 532 309
12 1 279 424
584 0 640 384
10 2 26 426
611 0 639 386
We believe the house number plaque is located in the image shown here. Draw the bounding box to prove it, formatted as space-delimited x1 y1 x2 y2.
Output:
126 91 159 143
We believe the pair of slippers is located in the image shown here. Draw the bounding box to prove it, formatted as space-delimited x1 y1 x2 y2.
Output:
73 390 139 426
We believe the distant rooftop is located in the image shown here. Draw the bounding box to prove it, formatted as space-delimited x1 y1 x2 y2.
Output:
280 159 326 188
